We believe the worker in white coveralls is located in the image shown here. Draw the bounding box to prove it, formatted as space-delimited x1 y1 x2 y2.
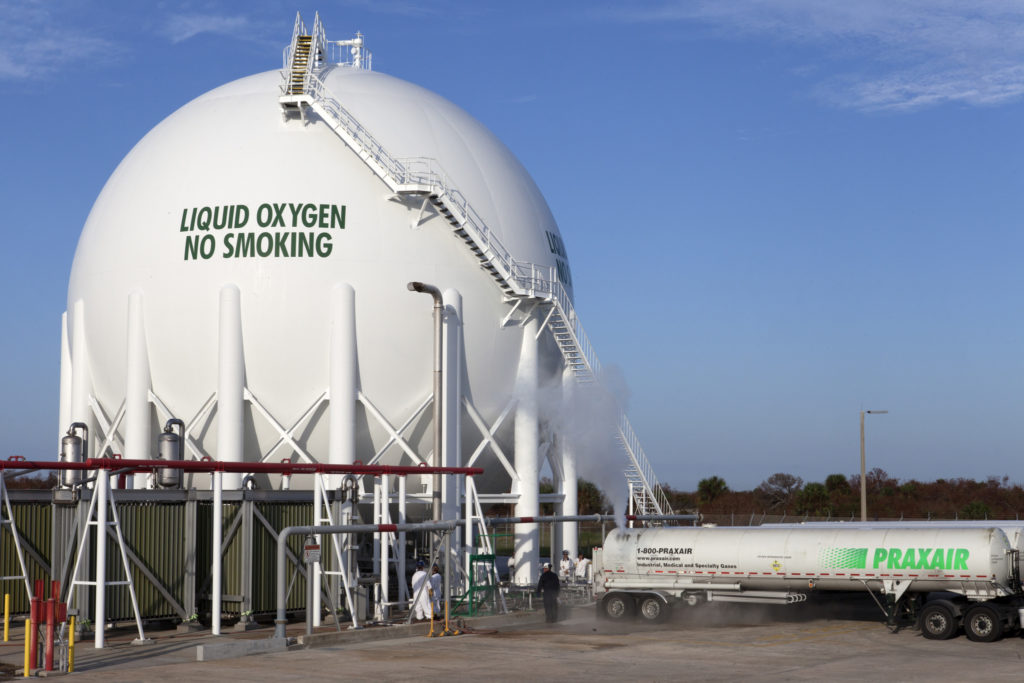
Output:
575 552 591 583
559 549 575 581
430 564 443 616
411 560 432 620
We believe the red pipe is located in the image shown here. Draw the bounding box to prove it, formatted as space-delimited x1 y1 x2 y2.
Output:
44 597 54 671
1 456 482 476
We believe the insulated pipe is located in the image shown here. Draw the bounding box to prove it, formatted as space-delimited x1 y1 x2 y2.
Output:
58 313 71 455
275 520 459 639
407 282 443 522
125 291 152 489
560 365 579 559
513 316 540 584
0 458 483 476
217 285 244 490
328 283 357 489
485 514 699 525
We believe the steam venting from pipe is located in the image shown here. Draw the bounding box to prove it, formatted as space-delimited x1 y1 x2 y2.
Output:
539 365 632 530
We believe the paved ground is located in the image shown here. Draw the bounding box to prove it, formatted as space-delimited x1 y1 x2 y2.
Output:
3 596 1024 681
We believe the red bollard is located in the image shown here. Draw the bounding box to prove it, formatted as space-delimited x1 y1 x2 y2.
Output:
44 597 55 671
29 596 40 670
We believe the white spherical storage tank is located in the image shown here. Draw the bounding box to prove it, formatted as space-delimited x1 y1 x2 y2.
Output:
60 36 573 524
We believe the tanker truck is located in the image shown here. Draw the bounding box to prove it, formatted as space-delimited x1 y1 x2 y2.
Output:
593 526 1024 642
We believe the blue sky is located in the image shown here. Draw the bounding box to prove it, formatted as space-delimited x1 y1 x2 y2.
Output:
2 0 1023 491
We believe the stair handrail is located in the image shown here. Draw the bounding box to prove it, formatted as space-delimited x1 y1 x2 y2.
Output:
280 12 308 96
301 68 672 515
311 12 328 73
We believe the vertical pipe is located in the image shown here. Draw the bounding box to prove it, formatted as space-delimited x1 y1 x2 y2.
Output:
22 618 29 677
217 285 244 490
211 470 223 635
398 476 407 603
464 477 473 590
380 474 390 620
312 477 323 627
560 365 579 561
329 283 357 489
441 289 462 522
44 597 54 671
513 317 540 584
93 472 107 649
68 615 75 673
58 313 71 449
372 478 381 577
69 300 91 460
29 597 39 668
126 292 151 489
2 593 7 642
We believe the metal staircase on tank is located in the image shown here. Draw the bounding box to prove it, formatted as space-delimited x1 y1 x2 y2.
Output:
278 14 673 518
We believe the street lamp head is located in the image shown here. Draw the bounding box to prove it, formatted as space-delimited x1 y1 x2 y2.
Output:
866 410 888 415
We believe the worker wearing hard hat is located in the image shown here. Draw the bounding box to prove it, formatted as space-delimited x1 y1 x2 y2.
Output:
536 562 561 623
411 560 432 621
559 549 575 581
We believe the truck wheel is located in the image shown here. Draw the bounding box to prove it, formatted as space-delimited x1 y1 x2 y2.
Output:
964 604 1004 643
919 603 958 640
602 592 635 621
638 596 671 623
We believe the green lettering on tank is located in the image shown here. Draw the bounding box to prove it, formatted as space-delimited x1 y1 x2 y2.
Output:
929 550 945 571
900 548 916 570
872 548 887 569
954 548 969 570
889 548 903 568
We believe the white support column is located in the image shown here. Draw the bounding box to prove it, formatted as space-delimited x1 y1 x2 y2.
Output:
560 364 579 560
372 478 381 577
312 477 323 627
441 289 462 522
70 300 92 457
513 317 539 585
217 285 244 490
380 473 390 620
212 470 224 635
329 283 357 488
126 292 152 489
397 475 407 603
94 470 108 649
58 312 71 439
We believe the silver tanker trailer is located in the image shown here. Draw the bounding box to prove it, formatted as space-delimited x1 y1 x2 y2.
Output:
593 526 1024 642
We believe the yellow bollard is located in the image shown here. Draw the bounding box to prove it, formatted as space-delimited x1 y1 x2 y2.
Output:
23 618 30 678
68 616 75 673
3 593 8 642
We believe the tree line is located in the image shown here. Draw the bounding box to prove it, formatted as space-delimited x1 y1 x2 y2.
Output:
664 469 1024 521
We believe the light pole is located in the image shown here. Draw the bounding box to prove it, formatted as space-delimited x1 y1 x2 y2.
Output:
860 409 888 521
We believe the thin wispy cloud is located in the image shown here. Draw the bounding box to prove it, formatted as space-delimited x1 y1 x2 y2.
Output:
0 1 118 80
161 13 252 44
600 0 1024 111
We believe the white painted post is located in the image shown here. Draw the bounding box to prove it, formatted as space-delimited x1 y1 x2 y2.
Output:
94 470 108 649
380 473 390 620
212 470 223 635
561 364 579 561
514 317 540 585
329 283 357 489
398 475 407 603
441 289 462 522
217 285 244 490
126 292 152 489
312 476 323 627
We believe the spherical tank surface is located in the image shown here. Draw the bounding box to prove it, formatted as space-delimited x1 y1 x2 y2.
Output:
66 64 571 489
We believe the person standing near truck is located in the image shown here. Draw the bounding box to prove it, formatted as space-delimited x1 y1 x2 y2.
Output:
536 562 561 623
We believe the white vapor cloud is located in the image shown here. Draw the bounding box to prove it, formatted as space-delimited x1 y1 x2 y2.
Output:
601 0 1024 111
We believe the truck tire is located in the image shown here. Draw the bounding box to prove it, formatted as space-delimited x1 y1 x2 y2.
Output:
602 592 635 621
919 603 958 640
964 604 1003 643
638 596 671 623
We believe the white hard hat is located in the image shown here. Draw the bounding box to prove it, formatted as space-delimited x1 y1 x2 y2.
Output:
543 562 551 568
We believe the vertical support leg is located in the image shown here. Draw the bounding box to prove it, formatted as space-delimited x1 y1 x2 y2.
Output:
183 494 197 624
514 317 539 585
217 285 244 490
441 289 463 522
212 471 223 635
329 283 358 489
397 476 407 603
93 471 107 649
560 364 579 563
312 478 323 627
125 291 152 489
380 474 390 620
